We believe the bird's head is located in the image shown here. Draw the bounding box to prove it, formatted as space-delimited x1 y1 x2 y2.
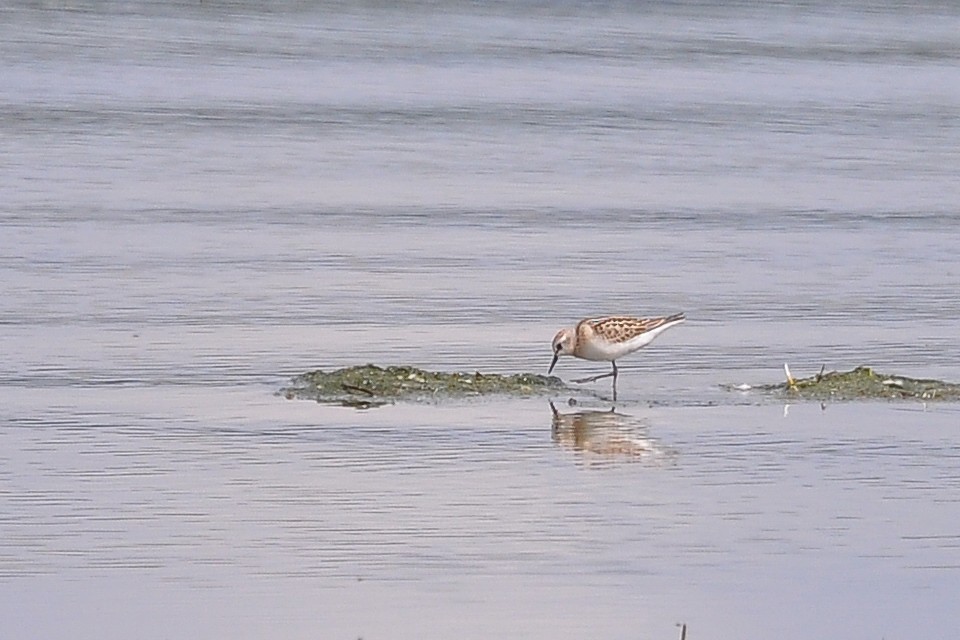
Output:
548 328 575 374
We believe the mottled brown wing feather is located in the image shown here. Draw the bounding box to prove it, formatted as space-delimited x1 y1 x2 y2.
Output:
587 314 684 344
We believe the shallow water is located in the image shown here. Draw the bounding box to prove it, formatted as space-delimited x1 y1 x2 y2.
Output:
4 392 960 639
2 1 960 639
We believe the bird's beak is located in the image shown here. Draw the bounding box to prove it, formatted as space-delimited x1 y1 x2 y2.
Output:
548 351 559 374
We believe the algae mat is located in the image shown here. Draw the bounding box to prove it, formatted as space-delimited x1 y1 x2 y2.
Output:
282 364 568 407
282 364 960 408
747 366 960 402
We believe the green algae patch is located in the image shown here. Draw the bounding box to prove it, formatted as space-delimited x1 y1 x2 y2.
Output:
751 366 960 402
282 364 568 408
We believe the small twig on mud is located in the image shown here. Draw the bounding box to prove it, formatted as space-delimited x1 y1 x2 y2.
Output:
342 383 374 396
784 363 797 388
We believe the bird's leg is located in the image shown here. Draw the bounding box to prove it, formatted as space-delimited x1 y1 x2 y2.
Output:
611 361 618 401
572 361 620 401
572 371 615 384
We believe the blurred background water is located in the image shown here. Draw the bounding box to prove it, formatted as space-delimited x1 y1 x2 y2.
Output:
2 1 959 638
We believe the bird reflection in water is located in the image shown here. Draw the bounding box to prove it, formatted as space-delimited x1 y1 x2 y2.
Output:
549 401 673 464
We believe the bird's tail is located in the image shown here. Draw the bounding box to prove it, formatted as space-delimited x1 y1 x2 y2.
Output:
664 312 686 324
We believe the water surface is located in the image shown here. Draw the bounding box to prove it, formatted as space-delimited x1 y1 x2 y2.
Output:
2 2 959 638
